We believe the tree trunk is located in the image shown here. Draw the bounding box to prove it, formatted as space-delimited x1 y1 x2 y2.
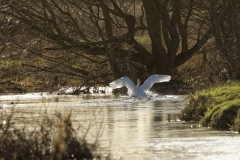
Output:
142 1 171 74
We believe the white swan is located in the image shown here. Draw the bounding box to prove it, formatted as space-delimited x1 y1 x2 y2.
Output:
109 74 171 97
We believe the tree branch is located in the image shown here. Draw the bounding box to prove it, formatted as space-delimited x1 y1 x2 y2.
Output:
173 3 231 68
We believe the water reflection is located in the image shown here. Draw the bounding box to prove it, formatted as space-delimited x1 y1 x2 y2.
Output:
0 94 240 159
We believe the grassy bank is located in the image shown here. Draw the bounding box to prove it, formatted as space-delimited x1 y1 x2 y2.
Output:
180 80 240 132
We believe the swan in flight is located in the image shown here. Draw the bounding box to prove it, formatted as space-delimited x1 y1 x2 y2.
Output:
109 74 171 97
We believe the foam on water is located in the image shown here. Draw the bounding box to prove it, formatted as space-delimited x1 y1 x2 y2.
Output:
77 94 186 106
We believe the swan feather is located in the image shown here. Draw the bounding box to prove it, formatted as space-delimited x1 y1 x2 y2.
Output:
140 75 171 91
109 74 171 97
109 76 136 91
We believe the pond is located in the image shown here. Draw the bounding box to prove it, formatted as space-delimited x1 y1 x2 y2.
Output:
1 93 240 159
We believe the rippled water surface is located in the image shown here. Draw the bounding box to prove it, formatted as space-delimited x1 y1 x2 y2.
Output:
1 93 240 160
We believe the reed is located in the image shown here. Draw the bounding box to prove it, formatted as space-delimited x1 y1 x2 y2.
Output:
0 107 108 159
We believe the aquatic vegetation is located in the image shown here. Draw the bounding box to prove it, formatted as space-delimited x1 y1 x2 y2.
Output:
181 80 240 132
0 108 106 159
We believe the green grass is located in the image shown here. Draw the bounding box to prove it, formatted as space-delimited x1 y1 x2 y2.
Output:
180 80 240 131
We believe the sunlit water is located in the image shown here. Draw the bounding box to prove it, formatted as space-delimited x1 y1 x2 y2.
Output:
1 93 240 160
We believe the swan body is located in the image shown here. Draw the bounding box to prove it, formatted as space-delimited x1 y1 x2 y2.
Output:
109 74 171 97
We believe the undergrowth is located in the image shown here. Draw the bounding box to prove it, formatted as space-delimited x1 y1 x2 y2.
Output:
0 107 108 160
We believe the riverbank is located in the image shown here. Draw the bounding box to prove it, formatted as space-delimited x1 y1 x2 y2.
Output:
0 78 195 95
180 80 240 132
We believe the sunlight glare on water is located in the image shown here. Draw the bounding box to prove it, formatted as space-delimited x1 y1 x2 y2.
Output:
0 94 240 160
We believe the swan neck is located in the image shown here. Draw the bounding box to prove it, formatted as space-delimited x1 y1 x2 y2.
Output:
136 79 141 87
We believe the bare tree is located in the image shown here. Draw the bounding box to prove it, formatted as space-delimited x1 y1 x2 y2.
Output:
209 0 240 79
1 0 232 85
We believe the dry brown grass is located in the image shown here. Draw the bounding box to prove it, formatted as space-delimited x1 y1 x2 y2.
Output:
0 108 106 160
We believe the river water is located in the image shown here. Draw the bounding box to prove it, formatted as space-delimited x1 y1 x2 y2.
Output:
1 93 240 160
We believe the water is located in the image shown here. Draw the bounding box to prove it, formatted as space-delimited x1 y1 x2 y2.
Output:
1 93 240 160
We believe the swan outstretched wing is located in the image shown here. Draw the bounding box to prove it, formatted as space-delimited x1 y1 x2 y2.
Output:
109 77 136 92
140 74 171 91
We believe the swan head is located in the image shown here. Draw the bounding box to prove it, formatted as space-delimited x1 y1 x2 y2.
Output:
136 79 141 87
